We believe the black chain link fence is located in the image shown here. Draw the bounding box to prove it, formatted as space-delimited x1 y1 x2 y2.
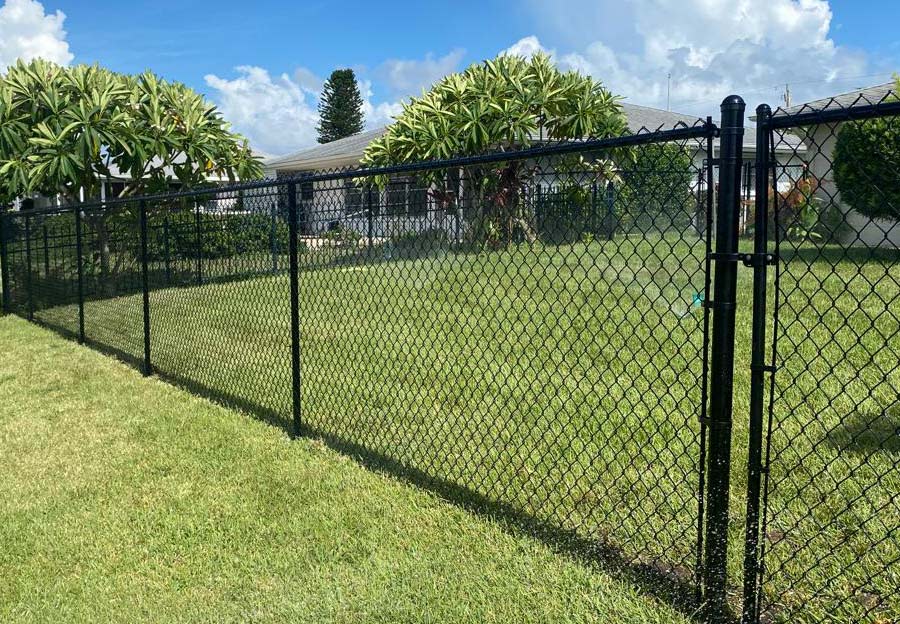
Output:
743 90 900 624
0 94 897 624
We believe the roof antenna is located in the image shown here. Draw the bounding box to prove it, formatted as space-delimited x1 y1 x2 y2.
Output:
667 73 671 111
783 83 792 108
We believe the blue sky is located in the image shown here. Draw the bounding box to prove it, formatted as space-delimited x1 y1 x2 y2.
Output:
1 0 897 155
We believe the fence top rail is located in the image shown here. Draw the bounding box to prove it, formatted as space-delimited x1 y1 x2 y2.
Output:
3 121 716 220
765 97 900 130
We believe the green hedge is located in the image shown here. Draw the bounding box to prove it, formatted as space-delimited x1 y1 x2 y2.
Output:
834 117 900 222
103 208 290 262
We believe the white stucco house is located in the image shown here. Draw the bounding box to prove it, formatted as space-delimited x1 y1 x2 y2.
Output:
263 103 804 238
768 82 900 248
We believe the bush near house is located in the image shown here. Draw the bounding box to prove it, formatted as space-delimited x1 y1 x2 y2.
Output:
618 143 696 233
833 76 900 223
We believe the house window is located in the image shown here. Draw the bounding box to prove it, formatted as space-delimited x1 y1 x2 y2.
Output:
344 182 363 214
383 177 430 217
408 184 428 217
386 180 407 216
301 181 314 201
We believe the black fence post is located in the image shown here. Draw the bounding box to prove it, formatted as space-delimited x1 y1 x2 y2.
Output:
703 95 745 624
605 181 616 240
24 213 33 321
75 207 85 343
741 103 773 624
367 185 374 253
270 201 279 273
194 200 203 286
163 212 172 285
0 209 9 314
139 199 152 376
287 182 302 437
42 223 50 278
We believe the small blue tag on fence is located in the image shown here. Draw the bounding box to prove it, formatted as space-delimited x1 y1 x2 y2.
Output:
692 292 704 308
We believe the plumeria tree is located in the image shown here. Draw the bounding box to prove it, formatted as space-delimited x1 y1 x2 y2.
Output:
360 53 626 245
0 58 262 278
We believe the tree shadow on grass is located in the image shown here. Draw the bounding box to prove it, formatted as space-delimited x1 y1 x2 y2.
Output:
778 244 900 267
825 407 900 456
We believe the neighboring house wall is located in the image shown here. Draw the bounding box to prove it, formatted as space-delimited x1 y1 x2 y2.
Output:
801 123 900 248
290 175 464 240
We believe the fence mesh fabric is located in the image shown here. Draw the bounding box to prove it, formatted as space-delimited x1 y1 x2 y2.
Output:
1 124 716 605
756 90 900 623
296 131 713 589
2 99 900 624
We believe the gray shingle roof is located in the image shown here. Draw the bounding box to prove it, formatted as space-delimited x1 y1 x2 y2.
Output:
264 127 388 171
264 101 802 172
773 81 897 117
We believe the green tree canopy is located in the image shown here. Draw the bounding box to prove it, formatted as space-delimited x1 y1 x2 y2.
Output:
833 77 900 222
360 52 626 168
0 58 262 205
316 69 365 144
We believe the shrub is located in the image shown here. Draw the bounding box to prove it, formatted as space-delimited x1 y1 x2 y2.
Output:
769 175 846 242
107 208 290 262
535 181 610 244
618 143 696 232
833 116 900 222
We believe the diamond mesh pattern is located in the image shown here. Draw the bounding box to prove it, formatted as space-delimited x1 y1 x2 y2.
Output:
756 90 900 623
0 124 717 600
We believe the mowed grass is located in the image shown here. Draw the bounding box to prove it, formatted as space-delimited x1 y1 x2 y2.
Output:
18 233 900 623
0 315 696 623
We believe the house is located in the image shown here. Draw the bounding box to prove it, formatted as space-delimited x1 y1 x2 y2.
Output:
15 158 239 213
769 81 900 248
263 103 805 237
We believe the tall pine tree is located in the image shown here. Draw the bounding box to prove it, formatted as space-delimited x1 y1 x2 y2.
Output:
316 69 365 144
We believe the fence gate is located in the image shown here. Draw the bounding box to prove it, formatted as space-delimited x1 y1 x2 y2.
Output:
743 94 900 624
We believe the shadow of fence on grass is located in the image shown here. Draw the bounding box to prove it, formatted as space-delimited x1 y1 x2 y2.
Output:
18 279 716 624
305 423 709 623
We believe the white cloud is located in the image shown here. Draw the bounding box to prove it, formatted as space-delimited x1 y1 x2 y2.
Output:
206 66 412 157
205 66 320 158
206 50 465 157
359 78 405 127
0 0 72 70
375 48 465 97
502 35 547 59
517 0 878 115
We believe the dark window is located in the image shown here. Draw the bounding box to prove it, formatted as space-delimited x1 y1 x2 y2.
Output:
408 184 428 217
301 181 314 201
386 181 406 216
344 182 363 214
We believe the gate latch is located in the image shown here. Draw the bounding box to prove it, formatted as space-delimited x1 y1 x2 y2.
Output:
708 252 776 267
738 252 776 267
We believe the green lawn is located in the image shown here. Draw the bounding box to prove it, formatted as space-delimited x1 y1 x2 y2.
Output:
7 233 900 623
0 315 694 623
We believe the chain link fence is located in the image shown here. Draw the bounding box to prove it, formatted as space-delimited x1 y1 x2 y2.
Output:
1 94 898 624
